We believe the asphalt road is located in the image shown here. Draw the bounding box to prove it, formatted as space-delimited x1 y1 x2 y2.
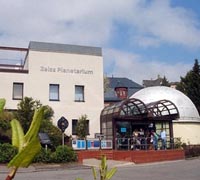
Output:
1 158 200 180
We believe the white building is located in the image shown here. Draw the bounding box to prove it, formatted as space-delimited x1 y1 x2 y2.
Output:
0 41 104 138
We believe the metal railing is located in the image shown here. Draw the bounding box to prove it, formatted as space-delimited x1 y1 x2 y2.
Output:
115 137 182 150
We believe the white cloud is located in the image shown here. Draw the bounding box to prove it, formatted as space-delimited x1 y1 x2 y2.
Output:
128 0 200 48
133 35 161 48
0 0 129 46
0 0 199 83
103 48 192 84
1 0 200 48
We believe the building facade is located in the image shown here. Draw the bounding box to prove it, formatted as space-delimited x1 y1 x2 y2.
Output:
0 41 104 138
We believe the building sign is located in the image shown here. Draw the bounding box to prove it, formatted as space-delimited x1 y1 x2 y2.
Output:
40 66 93 75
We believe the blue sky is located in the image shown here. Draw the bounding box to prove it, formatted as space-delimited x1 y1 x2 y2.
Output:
0 0 200 84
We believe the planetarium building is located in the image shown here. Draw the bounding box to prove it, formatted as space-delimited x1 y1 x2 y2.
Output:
131 86 200 145
101 86 200 149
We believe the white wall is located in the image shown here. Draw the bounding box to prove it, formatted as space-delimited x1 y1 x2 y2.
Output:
0 47 104 138
173 122 200 144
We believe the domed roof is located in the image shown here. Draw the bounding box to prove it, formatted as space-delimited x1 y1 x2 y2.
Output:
131 86 200 121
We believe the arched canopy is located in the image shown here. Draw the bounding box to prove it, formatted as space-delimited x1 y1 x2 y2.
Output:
146 99 179 120
101 98 179 121
101 98 148 118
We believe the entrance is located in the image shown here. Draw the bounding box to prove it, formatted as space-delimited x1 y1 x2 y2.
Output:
115 120 171 150
100 98 179 150
116 121 155 138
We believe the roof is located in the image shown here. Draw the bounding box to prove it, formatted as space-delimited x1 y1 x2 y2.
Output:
108 77 142 89
28 41 102 56
104 77 143 102
131 86 200 122
101 98 179 121
143 78 162 87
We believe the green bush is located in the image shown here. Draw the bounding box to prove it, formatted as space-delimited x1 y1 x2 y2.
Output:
0 143 17 163
52 145 77 163
33 147 52 163
33 145 77 163
0 143 77 164
0 111 13 143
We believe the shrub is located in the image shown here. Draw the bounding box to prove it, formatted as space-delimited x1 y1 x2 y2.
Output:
52 145 77 163
33 147 52 163
184 145 200 158
174 137 182 149
0 111 13 143
0 143 17 163
33 145 77 163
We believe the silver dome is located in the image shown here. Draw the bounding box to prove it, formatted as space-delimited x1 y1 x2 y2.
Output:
131 86 200 121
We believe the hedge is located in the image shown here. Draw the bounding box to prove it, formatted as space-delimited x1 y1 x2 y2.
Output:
0 143 77 164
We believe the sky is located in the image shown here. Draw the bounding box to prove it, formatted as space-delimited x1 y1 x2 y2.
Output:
0 0 200 85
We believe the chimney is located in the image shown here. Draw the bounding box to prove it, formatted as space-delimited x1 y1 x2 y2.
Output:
114 81 128 100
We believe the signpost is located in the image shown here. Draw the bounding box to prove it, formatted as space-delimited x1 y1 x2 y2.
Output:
57 116 68 147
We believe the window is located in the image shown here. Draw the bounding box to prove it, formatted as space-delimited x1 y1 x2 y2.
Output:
49 84 59 101
72 119 78 135
75 85 84 102
13 83 23 100
72 119 89 135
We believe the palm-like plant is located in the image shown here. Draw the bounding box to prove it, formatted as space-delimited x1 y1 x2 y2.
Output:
76 155 117 180
5 107 45 180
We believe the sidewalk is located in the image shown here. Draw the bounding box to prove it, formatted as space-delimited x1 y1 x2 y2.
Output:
83 158 135 167
0 159 134 174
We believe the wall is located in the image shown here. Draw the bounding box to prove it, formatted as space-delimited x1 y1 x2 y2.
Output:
0 43 104 138
173 122 200 144
77 149 185 164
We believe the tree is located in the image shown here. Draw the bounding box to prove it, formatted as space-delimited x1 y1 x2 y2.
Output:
161 76 170 87
176 59 200 114
104 75 110 93
75 115 89 139
14 97 62 147
193 59 200 74
14 97 39 133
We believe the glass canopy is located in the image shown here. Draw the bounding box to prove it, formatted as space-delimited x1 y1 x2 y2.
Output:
101 98 179 120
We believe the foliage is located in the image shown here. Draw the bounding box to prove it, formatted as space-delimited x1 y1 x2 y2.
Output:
104 76 110 93
176 59 200 114
0 98 6 112
33 148 52 163
75 115 89 139
14 97 39 133
161 76 170 87
1 145 78 164
173 137 182 149
0 99 13 143
14 97 62 148
183 145 200 158
0 111 13 143
76 155 117 180
33 145 77 163
40 117 63 148
98 155 117 180
52 145 77 163
6 107 45 180
0 143 17 163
